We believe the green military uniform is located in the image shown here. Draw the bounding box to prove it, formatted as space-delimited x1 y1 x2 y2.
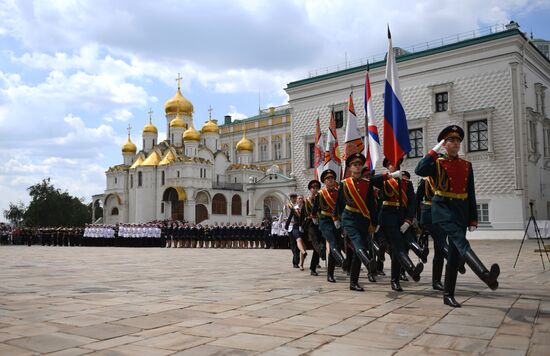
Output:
415 125 499 307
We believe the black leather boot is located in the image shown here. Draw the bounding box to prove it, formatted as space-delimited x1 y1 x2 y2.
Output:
357 248 377 274
390 258 403 291
349 254 362 290
330 248 345 268
443 265 461 307
391 279 403 291
327 253 336 282
398 251 423 282
432 257 444 291
464 249 499 290
410 240 429 263
443 245 465 274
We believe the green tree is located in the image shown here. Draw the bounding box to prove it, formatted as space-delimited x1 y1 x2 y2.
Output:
3 201 27 226
8 178 91 227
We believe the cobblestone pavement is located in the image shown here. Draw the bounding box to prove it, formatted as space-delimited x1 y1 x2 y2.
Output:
0 240 549 355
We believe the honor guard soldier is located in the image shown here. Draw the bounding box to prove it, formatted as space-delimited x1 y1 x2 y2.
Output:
303 179 325 276
415 125 500 307
313 169 347 284
334 153 377 291
371 158 424 292
283 193 300 268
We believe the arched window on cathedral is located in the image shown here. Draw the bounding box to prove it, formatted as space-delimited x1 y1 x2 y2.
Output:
138 172 143 187
111 207 119 216
212 194 227 215
161 171 165 186
231 195 242 215
246 200 249 215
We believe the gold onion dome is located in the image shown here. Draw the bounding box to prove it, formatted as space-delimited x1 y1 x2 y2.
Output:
170 113 186 128
183 124 201 142
143 115 158 135
122 136 137 154
236 133 253 152
202 119 219 134
164 85 193 115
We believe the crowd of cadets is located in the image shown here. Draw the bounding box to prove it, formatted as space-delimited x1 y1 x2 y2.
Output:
4 221 276 249
283 125 500 308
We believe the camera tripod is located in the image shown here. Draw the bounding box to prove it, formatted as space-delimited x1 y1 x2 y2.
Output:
513 202 550 270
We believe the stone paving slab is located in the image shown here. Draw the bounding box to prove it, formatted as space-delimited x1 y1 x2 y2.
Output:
0 240 549 355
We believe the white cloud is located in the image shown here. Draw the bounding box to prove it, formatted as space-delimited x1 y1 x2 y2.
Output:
227 105 248 121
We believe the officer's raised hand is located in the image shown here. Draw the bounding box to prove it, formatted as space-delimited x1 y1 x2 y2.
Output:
432 139 447 155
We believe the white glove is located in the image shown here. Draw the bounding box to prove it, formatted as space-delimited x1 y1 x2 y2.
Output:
334 220 341 229
312 218 319 225
375 225 380 233
390 170 402 179
400 222 411 233
468 226 477 232
433 139 446 154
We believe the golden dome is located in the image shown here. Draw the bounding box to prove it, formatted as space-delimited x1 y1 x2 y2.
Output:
122 126 137 153
165 87 193 116
143 113 158 135
170 113 186 128
130 155 144 169
122 136 137 154
141 151 161 166
236 135 253 152
159 150 176 165
183 124 201 142
202 119 219 134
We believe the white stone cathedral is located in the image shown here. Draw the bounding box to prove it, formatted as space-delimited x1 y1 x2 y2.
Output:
94 77 296 225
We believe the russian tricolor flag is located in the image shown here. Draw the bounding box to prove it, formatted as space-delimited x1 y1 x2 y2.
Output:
364 62 381 172
383 27 410 166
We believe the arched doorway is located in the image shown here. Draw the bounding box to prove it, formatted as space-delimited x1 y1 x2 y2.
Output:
195 191 209 223
212 193 227 215
263 196 283 220
162 187 185 221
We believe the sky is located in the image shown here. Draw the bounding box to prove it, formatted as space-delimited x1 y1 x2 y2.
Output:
1 0 550 221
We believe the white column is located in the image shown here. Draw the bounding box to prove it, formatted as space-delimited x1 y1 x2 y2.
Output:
184 199 196 223
226 200 232 223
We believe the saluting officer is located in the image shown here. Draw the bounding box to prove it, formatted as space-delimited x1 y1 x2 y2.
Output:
415 125 499 307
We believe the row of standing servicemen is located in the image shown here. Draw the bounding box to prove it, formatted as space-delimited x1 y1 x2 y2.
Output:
4 223 292 249
281 125 500 308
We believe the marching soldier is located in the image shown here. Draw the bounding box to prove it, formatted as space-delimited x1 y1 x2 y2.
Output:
333 153 378 291
313 169 348 284
371 158 423 292
282 193 300 268
415 125 500 307
303 179 325 276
